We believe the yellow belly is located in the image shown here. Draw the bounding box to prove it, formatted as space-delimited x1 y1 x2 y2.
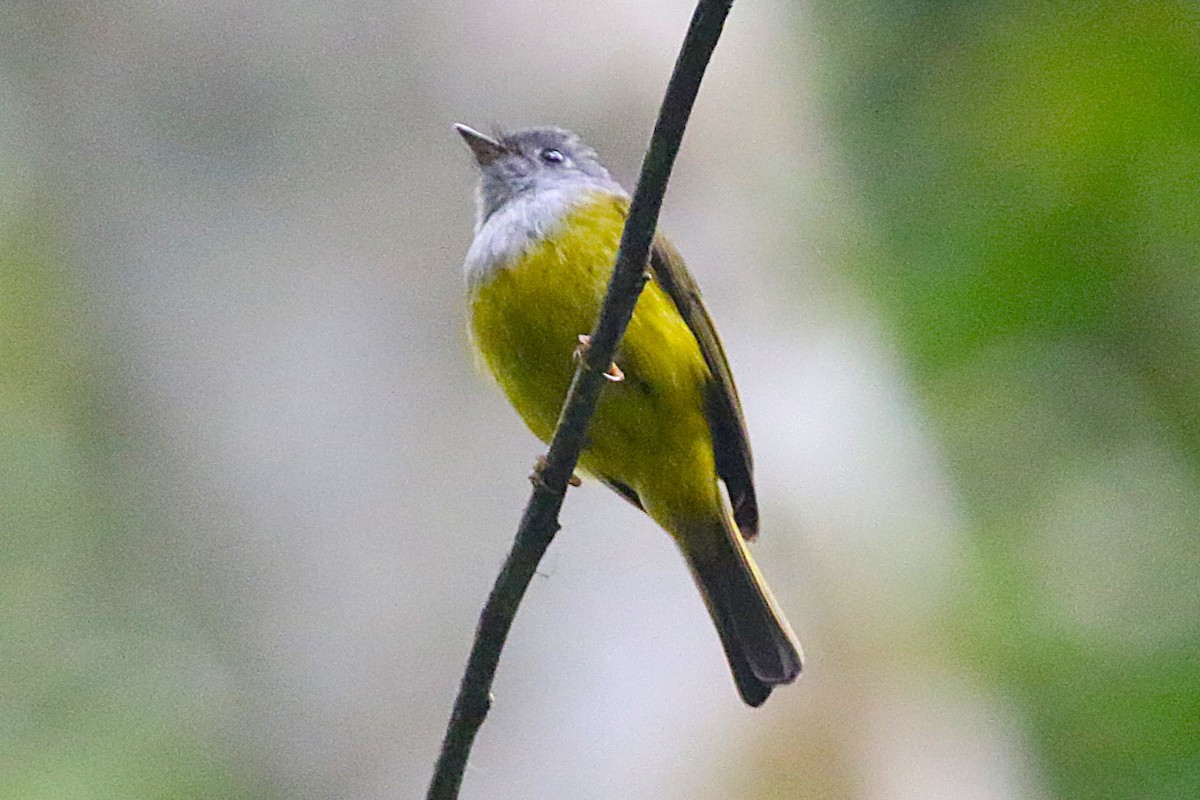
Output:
468 192 722 537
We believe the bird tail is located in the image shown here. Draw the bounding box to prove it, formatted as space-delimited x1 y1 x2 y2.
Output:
684 517 803 707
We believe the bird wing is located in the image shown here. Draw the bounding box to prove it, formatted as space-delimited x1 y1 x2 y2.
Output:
648 234 759 540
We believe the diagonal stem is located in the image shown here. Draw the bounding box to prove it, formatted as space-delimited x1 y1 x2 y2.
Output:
426 3 735 797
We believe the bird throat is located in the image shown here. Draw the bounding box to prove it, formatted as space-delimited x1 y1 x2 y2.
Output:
463 185 628 290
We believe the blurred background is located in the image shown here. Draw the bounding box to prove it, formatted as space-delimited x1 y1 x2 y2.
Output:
2 1 1197 798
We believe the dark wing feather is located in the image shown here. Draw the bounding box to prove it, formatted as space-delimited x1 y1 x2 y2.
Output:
649 235 759 539
602 477 645 512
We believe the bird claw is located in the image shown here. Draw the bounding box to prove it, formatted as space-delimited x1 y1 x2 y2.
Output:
573 334 591 361
530 454 582 488
574 334 624 382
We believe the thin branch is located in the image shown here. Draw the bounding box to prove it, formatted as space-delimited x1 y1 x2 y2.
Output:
426 3 735 798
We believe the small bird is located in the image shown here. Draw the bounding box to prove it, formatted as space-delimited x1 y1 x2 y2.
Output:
456 124 802 706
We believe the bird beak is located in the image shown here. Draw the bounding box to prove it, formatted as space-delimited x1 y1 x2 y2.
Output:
454 124 504 166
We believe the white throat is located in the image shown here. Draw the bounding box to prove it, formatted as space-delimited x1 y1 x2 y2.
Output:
463 177 628 290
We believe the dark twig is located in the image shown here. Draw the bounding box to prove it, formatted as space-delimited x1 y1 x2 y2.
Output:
426 2 735 798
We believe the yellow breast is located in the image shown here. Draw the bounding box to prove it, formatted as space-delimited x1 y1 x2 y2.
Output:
468 191 721 534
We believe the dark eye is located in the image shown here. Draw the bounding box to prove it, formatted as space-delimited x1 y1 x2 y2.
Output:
539 148 565 164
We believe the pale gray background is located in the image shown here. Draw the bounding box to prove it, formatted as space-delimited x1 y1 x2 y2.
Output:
3 2 1031 798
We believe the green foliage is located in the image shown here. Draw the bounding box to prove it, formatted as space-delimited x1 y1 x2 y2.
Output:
815 1 1200 797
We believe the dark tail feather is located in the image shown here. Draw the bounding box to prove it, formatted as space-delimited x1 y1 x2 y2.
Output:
686 520 803 707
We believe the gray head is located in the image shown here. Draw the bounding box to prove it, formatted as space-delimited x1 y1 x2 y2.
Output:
455 124 623 225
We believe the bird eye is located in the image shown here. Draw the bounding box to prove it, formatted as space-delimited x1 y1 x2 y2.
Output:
539 148 565 164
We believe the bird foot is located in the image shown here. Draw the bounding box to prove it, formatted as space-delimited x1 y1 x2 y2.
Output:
530 454 583 488
574 334 624 382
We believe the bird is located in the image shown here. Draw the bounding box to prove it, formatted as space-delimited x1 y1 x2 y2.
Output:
456 123 802 706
